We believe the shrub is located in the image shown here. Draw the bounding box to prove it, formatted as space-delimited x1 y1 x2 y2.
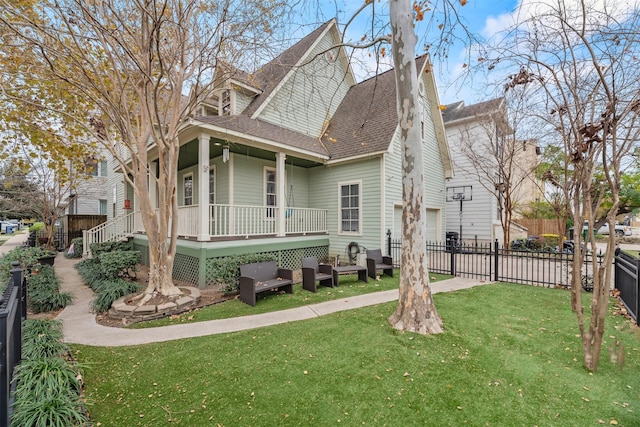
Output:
27 264 73 313
75 258 103 290
89 240 133 257
13 319 89 427
97 250 140 279
0 245 49 280
209 253 277 294
91 278 141 313
11 393 89 427
22 319 66 360
541 233 559 248
29 221 45 232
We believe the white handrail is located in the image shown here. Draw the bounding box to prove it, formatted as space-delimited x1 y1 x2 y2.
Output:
82 211 136 258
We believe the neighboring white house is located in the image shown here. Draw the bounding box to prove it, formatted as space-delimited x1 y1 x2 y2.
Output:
93 19 454 286
61 156 111 217
442 98 541 244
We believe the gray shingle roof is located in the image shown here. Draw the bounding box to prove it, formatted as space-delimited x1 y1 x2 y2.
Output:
441 98 504 124
322 56 429 160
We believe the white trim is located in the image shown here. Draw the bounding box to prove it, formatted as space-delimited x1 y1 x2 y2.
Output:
337 180 363 236
190 121 330 162
325 151 387 166
380 156 386 250
228 154 234 206
208 164 216 204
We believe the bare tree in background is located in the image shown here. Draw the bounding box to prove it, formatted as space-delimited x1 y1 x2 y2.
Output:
451 91 542 248
485 0 640 370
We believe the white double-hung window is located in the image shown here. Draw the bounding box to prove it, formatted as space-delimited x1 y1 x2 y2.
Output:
339 181 361 234
183 173 193 206
264 168 276 218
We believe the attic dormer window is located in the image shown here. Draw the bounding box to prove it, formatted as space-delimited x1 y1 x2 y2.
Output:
221 89 231 115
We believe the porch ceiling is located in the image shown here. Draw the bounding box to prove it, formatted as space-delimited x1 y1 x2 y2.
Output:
178 137 322 170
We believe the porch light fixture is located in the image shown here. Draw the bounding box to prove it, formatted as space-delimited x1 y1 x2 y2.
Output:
223 145 230 163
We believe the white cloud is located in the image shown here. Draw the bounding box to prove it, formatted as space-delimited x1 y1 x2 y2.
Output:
481 0 639 38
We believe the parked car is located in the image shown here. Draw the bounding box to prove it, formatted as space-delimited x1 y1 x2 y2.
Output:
0 221 15 234
596 222 631 237
7 219 22 230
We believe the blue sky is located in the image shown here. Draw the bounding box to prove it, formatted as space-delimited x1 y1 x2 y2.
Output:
303 0 521 105
288 1 636 105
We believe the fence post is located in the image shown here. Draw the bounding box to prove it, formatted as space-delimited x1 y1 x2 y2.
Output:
10 262 24 321
0 293 7 427
494 240 499 282
636 257 640 325
450 238 456 276
387 229 392 257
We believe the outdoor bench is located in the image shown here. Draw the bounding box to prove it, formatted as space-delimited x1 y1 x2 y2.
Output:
239 261 294 306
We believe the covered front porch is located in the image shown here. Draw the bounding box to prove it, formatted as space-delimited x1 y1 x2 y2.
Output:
151 127 330 241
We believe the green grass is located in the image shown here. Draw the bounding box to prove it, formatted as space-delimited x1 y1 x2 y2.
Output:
130 272 450 329
73 283 640 426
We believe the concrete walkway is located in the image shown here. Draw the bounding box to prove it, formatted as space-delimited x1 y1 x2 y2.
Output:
0 229 29 256
53 254 492 347
2 230 492 347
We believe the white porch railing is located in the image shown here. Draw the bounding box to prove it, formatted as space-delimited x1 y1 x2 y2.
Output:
210 204 276 236
85 205 327 251
83 211 136 257
209 204 327 237
176 205 199 237
285 207 328 235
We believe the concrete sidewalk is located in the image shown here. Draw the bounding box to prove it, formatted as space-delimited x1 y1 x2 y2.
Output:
0 229 29 256
53 253 492 347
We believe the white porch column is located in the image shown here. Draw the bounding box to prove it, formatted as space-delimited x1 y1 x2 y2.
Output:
276 152 286 237
198 133 210 241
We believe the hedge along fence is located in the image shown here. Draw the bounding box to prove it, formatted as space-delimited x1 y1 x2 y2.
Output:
12 319 89 427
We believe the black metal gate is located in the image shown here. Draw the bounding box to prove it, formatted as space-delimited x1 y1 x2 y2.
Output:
388 237 603 289
614 251 639 323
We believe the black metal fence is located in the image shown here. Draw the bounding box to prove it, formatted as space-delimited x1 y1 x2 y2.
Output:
32 227 82 250
614 251 639 323
387 237 604 289
1 262 26 427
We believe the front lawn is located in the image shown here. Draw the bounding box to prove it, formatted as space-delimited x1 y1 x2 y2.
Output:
129 272 450 329
74 283 640 426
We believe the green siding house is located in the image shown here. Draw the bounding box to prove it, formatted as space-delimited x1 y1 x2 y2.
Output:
93 20 453 287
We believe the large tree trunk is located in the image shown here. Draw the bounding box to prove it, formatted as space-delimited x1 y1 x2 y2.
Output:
387 0 443 335
136 143 182 297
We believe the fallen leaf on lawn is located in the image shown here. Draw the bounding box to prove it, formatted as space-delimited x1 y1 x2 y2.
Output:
610 420 618 425
403 372 410 377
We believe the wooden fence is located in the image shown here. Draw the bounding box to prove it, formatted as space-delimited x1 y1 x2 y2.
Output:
513 219 564 236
